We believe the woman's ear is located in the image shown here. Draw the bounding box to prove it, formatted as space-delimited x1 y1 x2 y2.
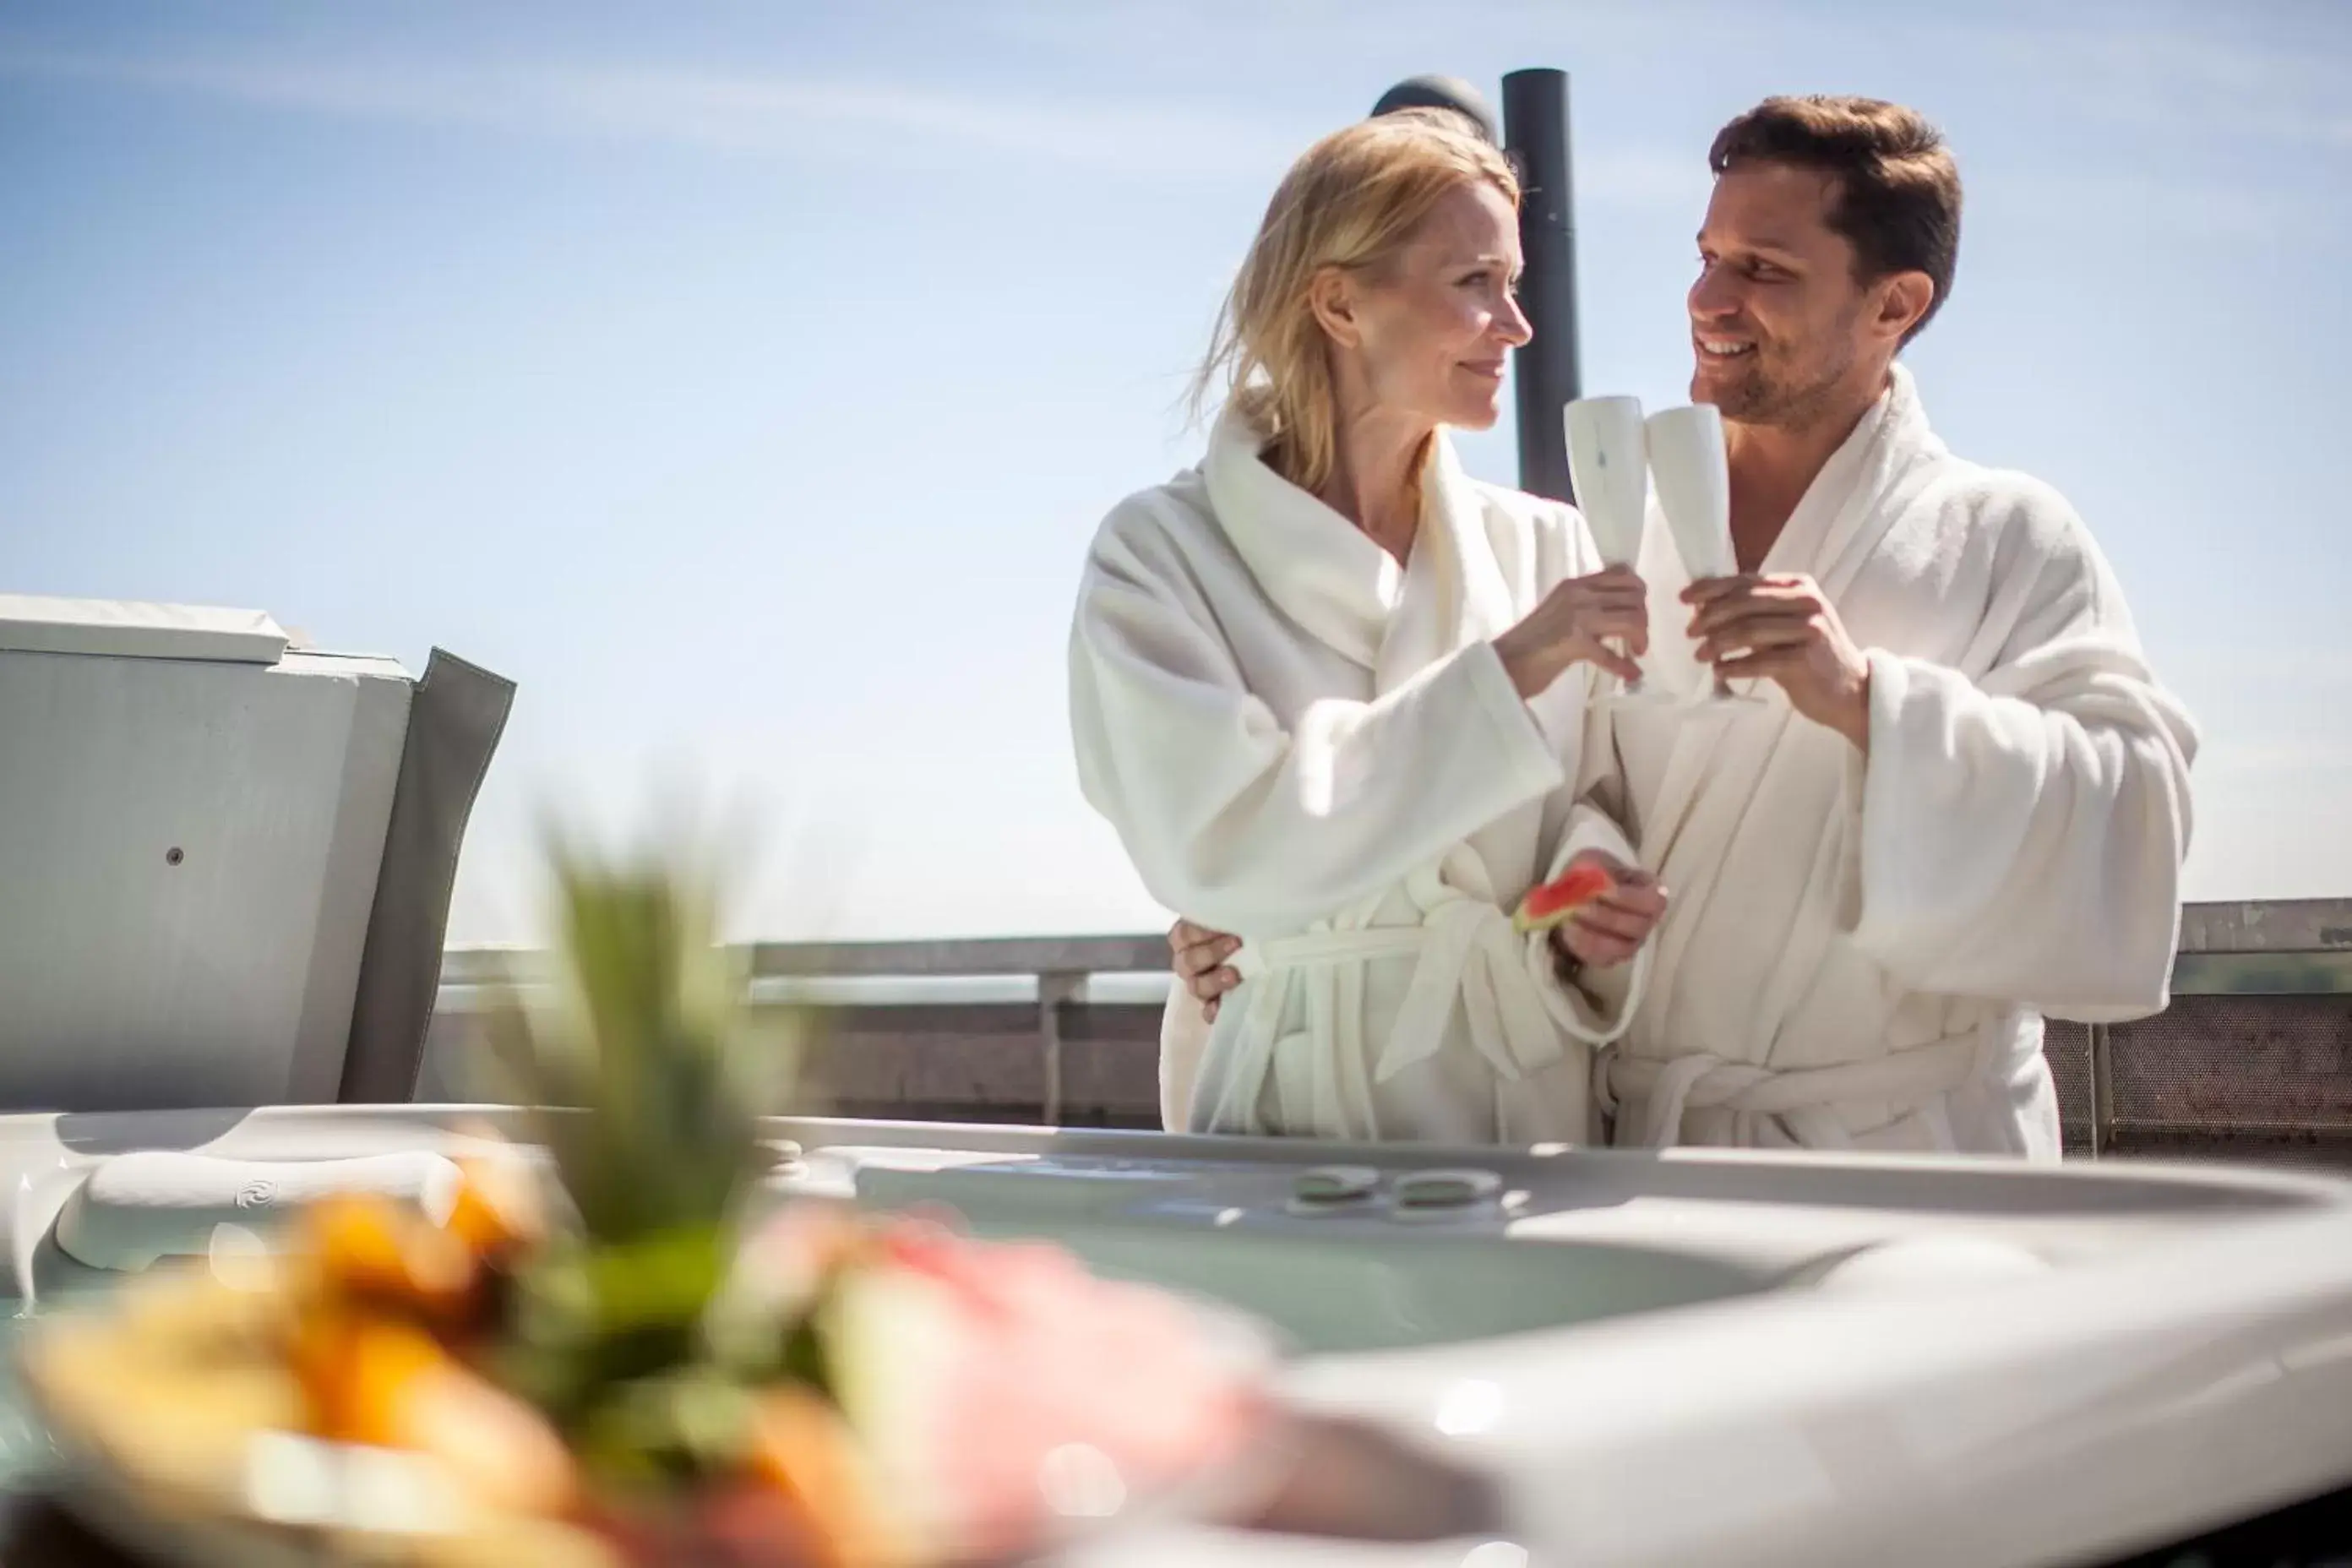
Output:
1306 264 1364 350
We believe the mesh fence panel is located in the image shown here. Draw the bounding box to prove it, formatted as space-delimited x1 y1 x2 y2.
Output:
2042 1021 2096 1156
2107 993 2352 1145
429 991 2352 1159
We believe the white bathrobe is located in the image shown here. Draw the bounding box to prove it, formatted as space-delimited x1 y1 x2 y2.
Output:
1569 362 2197 1157
1069 409 1645 1144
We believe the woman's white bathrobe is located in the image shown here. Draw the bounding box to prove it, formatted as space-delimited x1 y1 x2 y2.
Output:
1068 411 1645 1143
1572 363 2197 1157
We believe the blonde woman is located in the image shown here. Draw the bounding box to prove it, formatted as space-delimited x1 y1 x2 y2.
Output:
1066 112 1668 1144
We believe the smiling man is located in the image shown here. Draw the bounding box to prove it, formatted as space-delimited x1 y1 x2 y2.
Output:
1170 95 2198 1157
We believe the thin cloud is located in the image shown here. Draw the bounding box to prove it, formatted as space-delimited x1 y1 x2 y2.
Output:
1905 11 2352 155
1984 167 2303 244
2169 647 2352 690
1576 145 1712 214
0 37 1727 214
2192 740 2352 776
0 45 1312 178
967 0 1713 60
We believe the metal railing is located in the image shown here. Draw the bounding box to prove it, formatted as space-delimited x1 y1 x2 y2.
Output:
436 934 1173 1127
433 900 2352 1159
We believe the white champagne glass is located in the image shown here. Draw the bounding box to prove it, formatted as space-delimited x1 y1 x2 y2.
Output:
1646 402 1765 706
1564 395 1665 705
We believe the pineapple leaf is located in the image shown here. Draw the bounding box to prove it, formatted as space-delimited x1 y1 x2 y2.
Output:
476 829 808 1246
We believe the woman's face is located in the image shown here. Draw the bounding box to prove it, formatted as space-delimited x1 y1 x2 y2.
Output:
1326 180 1531 433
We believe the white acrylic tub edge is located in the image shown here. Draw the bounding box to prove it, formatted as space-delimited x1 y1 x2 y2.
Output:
0 1106 2346 1567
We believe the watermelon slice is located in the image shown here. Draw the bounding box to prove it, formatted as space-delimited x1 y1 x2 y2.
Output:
1511 860 1618 934
818 1216 1266 1562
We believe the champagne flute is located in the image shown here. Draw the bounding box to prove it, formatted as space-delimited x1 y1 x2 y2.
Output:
1564 395 1665 706
1646 402 1765 706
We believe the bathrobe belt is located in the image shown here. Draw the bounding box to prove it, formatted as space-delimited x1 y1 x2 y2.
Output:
1593 1032 1989 1149
1221 861 1632 1116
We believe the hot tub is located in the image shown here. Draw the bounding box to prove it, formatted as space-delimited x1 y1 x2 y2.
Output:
3 1105 2350 1565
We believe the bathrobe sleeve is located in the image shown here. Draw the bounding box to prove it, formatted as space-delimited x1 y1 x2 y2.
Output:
1156 977 1211 1133
1070 515 1567 937
1841 479 2198 1021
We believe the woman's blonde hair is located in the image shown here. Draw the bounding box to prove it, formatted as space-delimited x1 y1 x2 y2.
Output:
1190 108 1520 496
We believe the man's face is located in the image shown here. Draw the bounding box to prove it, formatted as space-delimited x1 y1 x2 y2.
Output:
1687 160 1879 428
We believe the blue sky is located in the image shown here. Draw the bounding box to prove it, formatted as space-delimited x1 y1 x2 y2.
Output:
3 0 2347 944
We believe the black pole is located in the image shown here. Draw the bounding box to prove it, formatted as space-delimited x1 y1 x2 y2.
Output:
1501 68 1582 503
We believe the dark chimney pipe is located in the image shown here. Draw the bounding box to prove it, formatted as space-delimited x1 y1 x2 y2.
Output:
1500 68 1583 503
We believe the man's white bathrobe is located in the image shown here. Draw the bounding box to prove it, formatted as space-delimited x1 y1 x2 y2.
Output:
1152 366 2197 1157
1068 410 1647 1144
1571 363 2197 1157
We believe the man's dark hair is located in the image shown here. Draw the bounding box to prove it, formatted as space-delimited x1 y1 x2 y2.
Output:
1710 95 1962 345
